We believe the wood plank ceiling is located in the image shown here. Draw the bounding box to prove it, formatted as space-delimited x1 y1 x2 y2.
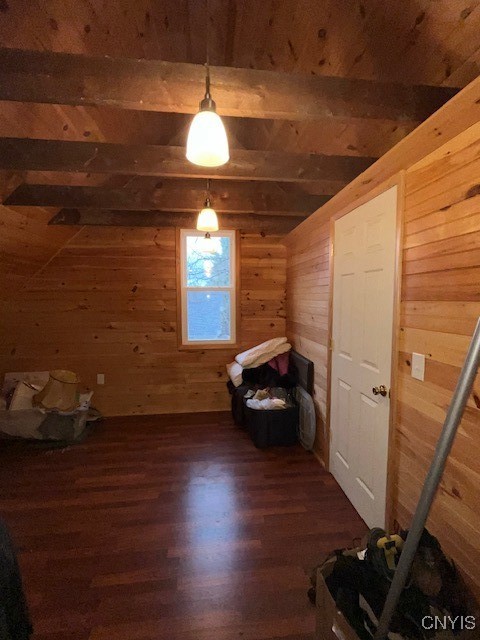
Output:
0 0 479 231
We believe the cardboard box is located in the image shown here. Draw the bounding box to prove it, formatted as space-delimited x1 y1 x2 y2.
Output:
315 569 360 640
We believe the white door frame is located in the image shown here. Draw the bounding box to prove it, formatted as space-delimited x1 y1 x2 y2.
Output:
325 173 405 529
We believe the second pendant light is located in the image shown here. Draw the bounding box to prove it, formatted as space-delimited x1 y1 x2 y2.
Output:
196 179 219 233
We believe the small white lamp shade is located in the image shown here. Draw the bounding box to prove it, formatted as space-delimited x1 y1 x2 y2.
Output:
186 110 230 167
198 233 217 254
196 202 219 232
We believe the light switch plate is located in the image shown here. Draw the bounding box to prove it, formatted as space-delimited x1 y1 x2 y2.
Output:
411 353 425 381
97 373 105 385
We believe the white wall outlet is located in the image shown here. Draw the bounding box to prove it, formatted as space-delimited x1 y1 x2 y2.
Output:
411 353 425 381
97 373 105 385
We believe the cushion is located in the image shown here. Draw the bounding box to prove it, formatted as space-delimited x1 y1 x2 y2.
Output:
296 385 316 451
226 361 243 388
235 337 288 368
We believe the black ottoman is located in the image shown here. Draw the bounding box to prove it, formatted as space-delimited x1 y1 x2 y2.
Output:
244 398 299 449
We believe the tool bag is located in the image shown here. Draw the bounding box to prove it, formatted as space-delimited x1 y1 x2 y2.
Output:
309 531 432 639
309 528 471 639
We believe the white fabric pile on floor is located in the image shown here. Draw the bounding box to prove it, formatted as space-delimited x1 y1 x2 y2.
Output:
245 388 287 410
226 337 292 387
246 397 286 410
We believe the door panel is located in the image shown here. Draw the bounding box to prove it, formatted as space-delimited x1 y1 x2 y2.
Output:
338 272 355 359
360 269 383 372
330 186 397 528
336 378 352 468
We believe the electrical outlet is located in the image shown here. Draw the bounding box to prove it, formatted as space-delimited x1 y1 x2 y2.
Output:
411 353 425 381
97 373 105 385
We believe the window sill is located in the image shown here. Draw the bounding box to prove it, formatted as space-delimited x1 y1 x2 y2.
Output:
178 342 240 352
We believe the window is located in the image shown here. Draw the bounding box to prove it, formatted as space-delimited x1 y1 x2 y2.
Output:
178 229 238 347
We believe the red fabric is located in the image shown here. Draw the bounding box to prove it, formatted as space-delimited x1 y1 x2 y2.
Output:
268 351 290 376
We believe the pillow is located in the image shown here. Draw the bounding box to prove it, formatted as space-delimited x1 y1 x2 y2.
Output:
246 342 291 369
235 337 287 368
226 361 243 387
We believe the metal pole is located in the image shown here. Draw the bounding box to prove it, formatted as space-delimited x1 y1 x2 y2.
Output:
374 317 480 640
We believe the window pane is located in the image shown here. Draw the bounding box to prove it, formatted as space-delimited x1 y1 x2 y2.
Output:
186 235 231 287
187 291 231 341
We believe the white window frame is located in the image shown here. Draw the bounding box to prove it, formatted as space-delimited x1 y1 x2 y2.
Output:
179 229 237 348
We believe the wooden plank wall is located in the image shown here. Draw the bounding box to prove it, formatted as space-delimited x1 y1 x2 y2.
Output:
397 122 480 598
286 220 330 459
0 228 286 415
0 172 78 299
286 121 480 599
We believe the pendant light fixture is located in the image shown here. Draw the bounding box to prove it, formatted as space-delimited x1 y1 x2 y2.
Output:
186 64 229 167
198 232 217 254
196 179 219 232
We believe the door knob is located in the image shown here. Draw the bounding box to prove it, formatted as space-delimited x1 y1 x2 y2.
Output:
372 385 388 397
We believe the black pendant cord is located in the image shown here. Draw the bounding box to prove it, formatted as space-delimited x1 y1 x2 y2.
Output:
200 0 215 106
205 64 211 99
205 178 211 207
200 0 216 111
206 0 211 68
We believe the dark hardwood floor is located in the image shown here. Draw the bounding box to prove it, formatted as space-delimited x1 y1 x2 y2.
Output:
0 412 366 640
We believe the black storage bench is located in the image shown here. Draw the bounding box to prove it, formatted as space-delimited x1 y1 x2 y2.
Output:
244 396 299 448
228 350 313 449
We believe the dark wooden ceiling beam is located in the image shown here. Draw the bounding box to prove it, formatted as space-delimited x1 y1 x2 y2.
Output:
5 182 329 215
0 138 375 183
0 48 457 122
49 209 304 233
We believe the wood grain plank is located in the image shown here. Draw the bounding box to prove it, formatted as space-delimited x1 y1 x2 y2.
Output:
5 182 330 215
0 47 457 121
0 137 375 184
48 209 304 233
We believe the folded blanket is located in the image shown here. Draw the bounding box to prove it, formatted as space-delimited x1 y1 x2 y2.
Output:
235 337 288 369
226 361 243 388
227 338 292 387
244 342 291 370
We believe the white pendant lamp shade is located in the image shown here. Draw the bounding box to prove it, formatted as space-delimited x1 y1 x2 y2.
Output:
196 197 219 232
186 110 229 167
198 232 217 254
186 64 229 168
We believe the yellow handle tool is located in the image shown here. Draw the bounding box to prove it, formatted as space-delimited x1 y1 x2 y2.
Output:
376 534 404 571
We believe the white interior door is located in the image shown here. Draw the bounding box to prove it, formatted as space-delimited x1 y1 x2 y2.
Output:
330 186 397 528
